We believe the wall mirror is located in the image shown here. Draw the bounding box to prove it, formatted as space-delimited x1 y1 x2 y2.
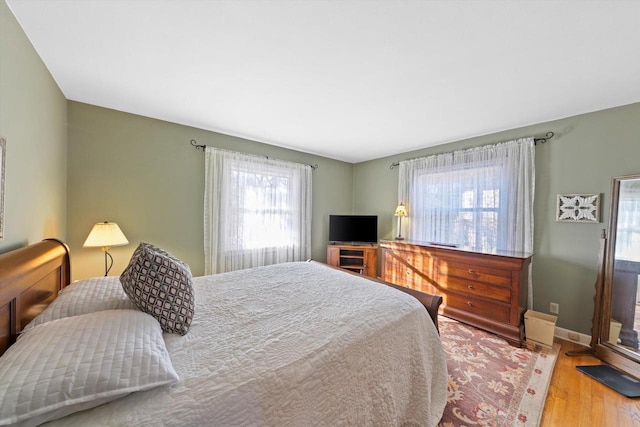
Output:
591 173 640 377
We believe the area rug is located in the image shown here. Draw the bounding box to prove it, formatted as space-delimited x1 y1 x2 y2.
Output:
438 317 560 427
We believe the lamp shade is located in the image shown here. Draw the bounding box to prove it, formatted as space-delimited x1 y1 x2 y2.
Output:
394 203 408 217
83 222 129 249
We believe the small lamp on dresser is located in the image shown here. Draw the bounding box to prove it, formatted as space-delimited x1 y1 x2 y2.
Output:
394 203 408 240
83 221 129 276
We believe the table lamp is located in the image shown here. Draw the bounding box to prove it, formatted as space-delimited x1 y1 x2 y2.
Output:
394 203 408 240
83 221 129 276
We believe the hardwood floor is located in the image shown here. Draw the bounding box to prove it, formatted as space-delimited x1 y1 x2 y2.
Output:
541 338 640 426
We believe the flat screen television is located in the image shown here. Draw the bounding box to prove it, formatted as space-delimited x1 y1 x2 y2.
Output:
329 215 378 244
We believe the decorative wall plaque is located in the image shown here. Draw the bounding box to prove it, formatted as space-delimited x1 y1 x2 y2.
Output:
556 193 600 223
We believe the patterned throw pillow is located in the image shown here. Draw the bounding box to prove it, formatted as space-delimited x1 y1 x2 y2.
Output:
120 242 195 335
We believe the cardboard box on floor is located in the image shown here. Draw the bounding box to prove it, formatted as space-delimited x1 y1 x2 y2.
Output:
609 319 622 345
525 310 557 348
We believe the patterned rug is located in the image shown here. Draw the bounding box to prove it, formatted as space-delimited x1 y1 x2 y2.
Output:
438 317 560 427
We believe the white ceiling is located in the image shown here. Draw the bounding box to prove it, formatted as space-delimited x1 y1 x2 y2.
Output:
6 0 640 163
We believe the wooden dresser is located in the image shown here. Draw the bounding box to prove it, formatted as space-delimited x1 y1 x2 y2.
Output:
380 240 533 347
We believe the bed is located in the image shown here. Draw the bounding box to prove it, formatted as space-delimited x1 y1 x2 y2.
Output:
0 239 447 426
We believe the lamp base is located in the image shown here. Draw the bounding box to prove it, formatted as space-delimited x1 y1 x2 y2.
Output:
395 215 405 242
102 248 114 276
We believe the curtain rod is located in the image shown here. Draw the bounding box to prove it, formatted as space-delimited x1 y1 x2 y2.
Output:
388 131 554 170
189 139 318 170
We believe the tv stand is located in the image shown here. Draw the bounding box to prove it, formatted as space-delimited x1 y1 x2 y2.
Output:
327 244 378 278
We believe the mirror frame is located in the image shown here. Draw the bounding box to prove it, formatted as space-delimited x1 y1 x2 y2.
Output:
595 173 640 378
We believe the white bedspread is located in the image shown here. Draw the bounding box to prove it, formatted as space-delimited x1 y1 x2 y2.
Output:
46 262 447 426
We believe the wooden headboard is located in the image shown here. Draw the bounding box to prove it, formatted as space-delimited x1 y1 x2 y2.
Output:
0 239 71 356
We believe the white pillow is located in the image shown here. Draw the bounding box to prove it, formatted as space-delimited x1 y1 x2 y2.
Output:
22 276 136 332
0 310 179 427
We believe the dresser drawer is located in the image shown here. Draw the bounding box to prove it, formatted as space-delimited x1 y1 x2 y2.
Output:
382 251 408 283
438 260 511 286
392 250 425 270
393 265 438 294
443 276 511 303
446 293 510 323
382 268 403 285
382 252 438 294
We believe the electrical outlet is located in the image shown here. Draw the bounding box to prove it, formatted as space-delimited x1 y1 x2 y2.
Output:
550 302 559 314
568 332 580 341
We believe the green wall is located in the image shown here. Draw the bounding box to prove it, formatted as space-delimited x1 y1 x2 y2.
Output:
0 0 67 253
353 102 640 334
67 102 353 280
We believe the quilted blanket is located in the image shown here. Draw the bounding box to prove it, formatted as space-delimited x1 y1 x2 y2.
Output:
47 262 447 426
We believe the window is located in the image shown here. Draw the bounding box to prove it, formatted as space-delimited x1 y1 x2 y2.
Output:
225 159 300 251
398 138 534 254
413 164 503 251
204 148 312 274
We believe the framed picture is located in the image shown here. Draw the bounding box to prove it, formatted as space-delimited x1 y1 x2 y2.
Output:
0 137 4 239
556 193 601 223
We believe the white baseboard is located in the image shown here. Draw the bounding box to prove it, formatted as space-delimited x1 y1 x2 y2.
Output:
554 326 591 347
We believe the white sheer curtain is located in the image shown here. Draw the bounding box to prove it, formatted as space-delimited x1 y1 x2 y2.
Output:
204 147 312 274
398 138 535 307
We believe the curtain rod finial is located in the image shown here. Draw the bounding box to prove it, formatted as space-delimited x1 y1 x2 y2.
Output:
190 139 206 151
534 131 555 145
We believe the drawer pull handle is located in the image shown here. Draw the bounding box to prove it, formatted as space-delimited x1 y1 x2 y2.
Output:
467 285 474 289
468 269 475 274
467 301 473 306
